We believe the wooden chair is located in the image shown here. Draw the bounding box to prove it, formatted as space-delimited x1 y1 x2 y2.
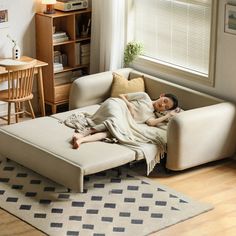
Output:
0 60 37 125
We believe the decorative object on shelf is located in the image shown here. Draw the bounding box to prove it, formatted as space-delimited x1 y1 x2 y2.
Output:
54 0 88 12
42 0 56 14
123 41 143 67
6 34 21 60
224 4 236 35
81 18 91 37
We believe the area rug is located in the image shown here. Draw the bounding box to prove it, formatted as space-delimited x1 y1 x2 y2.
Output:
0 159 213 236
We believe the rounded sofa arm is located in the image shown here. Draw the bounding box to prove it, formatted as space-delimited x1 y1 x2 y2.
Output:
69 71 113 110
166 102 236 170
69 68 133 110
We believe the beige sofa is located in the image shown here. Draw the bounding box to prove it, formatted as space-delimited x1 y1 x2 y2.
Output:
0 68 236 192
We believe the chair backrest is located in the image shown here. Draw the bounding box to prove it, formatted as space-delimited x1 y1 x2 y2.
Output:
5 60 37 101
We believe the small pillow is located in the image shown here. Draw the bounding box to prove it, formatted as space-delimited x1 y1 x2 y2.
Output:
110 72 145 97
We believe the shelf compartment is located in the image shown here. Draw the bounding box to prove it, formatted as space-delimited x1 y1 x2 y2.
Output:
54 83 71 102
53 14 75 40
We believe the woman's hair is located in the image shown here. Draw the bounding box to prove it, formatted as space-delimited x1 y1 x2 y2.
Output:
165 93 178 110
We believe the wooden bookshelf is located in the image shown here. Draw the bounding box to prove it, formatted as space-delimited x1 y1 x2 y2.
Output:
35 9 91 114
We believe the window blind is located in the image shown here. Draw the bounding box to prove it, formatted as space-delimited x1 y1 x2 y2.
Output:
133 0 212 75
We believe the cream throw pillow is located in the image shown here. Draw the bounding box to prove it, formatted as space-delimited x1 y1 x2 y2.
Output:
110 72 145 97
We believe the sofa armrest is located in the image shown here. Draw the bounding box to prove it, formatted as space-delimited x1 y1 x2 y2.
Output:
166 102 236 170
69 71 113 110
69 68 133 110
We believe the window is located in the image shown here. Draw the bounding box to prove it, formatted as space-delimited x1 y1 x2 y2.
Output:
127 0 218 86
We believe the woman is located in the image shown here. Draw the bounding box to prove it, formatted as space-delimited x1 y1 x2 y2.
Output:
71 92 179 149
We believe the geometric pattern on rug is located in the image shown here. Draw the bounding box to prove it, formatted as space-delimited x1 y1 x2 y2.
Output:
0 159 213 236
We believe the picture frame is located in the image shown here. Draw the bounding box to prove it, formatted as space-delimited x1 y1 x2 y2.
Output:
0 0 9 29
225 4 236 35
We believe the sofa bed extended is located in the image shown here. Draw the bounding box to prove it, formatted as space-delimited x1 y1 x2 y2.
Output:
0 68 236 192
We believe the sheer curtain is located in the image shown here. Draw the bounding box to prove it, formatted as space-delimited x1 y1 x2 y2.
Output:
90 0 126 73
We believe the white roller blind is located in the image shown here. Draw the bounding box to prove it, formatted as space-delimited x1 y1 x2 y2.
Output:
133 0 212 75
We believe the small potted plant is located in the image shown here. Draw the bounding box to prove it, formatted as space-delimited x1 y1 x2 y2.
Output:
124 41 143 67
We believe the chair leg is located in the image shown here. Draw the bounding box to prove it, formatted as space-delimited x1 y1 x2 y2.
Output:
28 100 35 119
7 102 11 125
15 102 19 123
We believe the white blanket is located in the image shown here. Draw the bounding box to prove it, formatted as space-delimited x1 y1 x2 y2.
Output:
65 98 167 174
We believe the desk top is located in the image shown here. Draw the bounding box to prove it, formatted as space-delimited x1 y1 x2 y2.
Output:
0 56 47 74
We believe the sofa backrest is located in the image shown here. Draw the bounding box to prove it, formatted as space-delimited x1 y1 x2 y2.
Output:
129 70 224 110
69 67 223 111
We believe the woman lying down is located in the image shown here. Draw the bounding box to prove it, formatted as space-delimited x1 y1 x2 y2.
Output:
65 92 179 174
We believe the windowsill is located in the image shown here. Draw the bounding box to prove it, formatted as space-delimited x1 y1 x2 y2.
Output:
132 56 214 87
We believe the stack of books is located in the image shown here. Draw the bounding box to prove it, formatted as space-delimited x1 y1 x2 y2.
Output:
80 43 90 65
53 62 63 73
54 50 68 66
53 31 69 44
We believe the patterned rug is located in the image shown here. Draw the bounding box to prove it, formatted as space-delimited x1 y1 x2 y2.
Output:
0 158 213 236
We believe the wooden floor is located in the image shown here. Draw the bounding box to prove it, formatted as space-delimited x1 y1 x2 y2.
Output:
0 118 236 236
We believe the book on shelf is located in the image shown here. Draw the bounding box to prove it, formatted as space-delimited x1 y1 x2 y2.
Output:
53 31 67 38
81 51 90 57
81 56 90 65
54 51 68 66
80 43 90 53
80 43 90 65
53 31 69 43
53 62 63 73
75 42 81 65
53 36 69 43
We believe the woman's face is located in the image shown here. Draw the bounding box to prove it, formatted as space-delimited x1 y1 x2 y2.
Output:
153 96 174 112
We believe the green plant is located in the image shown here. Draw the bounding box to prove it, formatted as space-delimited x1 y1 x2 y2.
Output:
124 41 143 67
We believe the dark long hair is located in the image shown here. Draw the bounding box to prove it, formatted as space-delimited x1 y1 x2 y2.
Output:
164 93 178 110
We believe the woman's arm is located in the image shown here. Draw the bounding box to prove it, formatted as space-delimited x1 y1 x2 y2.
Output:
146 114 171 126
146 110 179 126
119 94 136 117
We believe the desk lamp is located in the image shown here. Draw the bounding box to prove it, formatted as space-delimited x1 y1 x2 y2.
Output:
42 0 57 14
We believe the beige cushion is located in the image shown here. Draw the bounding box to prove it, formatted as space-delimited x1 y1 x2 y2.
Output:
110 72 145 97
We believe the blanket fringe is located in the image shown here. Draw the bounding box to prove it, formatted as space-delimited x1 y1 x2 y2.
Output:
147 151 165 175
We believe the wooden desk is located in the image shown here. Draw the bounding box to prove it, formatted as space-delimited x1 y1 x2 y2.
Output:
0 56 48 116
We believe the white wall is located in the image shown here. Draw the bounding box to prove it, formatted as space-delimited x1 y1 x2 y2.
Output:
0 0 42 59
133 0 236 104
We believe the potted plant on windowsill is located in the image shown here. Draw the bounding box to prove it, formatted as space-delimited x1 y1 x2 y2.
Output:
123 41 143 67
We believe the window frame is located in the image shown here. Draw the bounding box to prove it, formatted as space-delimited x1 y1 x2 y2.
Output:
126 0 218 87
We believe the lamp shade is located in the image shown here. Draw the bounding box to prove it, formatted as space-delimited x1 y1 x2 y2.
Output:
42 0 56 4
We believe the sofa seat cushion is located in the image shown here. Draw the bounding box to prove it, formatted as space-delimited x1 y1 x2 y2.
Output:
0 117 135 176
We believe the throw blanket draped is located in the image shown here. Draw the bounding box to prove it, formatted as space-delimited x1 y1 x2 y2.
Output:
64 98 167 175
